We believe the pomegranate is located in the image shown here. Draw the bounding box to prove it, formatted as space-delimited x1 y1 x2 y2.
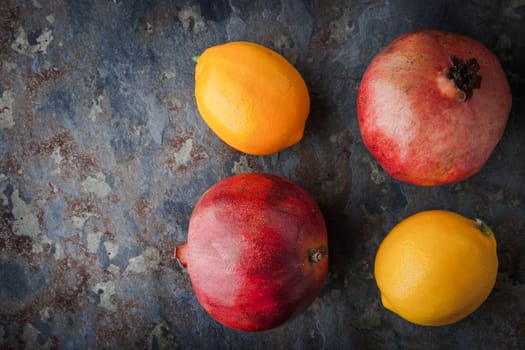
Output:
357 30 512 186
174 173 328 331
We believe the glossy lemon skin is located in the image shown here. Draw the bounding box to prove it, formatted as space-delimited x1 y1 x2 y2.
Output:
374 210 498 326
194 41 310 156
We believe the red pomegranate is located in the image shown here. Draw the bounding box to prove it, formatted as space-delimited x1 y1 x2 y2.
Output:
174 173 328 331
357 30 512 186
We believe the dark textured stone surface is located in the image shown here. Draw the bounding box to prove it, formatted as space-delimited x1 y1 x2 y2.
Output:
1 0 524 348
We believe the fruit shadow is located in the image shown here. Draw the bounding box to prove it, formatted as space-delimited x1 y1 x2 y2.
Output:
301 85 376 298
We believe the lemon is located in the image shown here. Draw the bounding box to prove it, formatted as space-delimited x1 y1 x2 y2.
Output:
194 41 310 156
374 210 498 326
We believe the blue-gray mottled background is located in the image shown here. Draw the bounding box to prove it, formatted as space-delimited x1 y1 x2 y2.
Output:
1 0 524 349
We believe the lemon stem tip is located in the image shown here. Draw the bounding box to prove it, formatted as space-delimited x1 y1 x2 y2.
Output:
475 218 493 236
192 55 200 63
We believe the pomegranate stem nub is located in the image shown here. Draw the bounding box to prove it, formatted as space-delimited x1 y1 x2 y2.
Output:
174 243 189 268
308 246 328 264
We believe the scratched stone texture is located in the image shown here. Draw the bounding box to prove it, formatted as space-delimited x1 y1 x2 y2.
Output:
1 0 524 349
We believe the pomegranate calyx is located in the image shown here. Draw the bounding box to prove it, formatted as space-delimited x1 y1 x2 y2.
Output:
308 246 328 264
446 55 482 102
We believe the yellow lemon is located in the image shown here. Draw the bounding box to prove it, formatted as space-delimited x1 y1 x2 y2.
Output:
194 41 310 156
374 210 498 326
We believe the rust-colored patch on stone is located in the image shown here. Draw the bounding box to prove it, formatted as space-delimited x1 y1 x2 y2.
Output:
23 131 99 178
151 215 167 236
24 131 73 156
0 208 15 247
0 154 21 176
65 196 101 219
50 255 91 309
134 197 153 220
168 135 188 150
23 68 65 101
94 297 156 348
0 250 98 327
0 208 35 261
17 67 71 135
164 135 209 174
0 251 96 325
133 197 154 233
0 1 21 53
36 206 46 232
191 142 209 162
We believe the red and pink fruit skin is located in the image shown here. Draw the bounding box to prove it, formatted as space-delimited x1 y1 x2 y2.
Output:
175 173 328 332
357 30 512 186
